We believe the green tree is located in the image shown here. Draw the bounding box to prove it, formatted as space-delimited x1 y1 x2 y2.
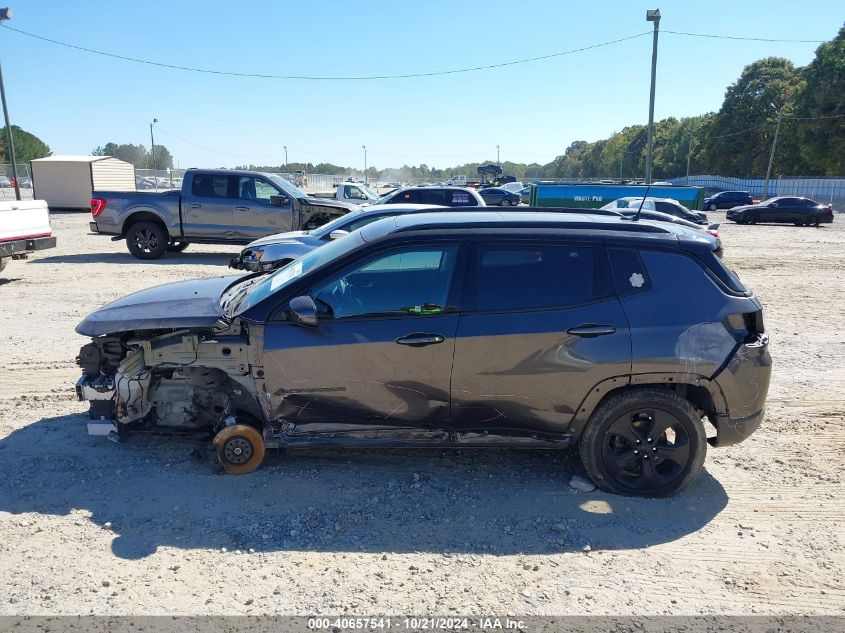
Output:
703 57 803 177
1 125 51 163
793 24 845 175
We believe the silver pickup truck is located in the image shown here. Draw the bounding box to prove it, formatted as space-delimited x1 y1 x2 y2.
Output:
89 168 358 259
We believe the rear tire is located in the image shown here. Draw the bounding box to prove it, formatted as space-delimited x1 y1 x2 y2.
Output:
126 221 168 260
167 241 190 253
578 387 707 497
809 215 821 227
500 199 509 206
709 203 717 211
746 213 759 225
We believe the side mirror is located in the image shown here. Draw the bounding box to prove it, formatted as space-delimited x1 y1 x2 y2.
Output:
270 195 290 207
329 229 349 240
288 295 318 327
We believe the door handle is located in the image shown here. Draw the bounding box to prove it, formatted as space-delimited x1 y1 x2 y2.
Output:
395 333 445 347
234 206 249 211
187 203 202 209
566 324 616 337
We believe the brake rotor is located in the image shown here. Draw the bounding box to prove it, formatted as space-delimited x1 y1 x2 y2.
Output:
212 424 266 475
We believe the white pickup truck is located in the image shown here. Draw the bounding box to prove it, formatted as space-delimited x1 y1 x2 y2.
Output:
312 181 381 205
0 199 57 275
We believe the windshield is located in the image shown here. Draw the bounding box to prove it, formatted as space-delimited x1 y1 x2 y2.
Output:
373 189 400 205
309 211 363 238
360 184 378 198
235 232 366 314
758 197 778 206
265 173 307 198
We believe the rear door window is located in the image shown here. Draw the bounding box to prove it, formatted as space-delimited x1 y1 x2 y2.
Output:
474 243 598 312
191 174 234 198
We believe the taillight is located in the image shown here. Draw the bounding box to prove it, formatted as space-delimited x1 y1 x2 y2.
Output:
90 198 106 217
725 310 765 342
707 229 719 238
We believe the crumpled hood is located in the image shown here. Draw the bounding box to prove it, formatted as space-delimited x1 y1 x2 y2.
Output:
302 196 360 211
76 276 241 336
245 230 309 249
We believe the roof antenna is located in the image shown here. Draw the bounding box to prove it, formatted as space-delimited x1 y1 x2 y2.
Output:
632 182 654 221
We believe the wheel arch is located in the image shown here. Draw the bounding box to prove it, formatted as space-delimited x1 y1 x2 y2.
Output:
569 374 726 440
122 210 170 238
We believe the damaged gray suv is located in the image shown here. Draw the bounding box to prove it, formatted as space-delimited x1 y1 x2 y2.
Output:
75 210 771 496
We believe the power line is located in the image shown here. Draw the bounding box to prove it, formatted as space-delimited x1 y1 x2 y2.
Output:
787 113 845 120
0 25 650 80
663 30 826 43
708 123 770 140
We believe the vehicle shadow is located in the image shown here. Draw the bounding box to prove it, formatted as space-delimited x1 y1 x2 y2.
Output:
0 277 21 287
0 414 728 560
31 251 240 266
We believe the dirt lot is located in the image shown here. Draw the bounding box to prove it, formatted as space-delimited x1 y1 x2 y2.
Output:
0 210 843 616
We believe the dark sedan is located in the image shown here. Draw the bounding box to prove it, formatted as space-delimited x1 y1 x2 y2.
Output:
479 187 520 206
726 197 835 226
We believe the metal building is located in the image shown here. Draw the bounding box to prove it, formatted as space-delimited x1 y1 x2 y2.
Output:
30 156 135 210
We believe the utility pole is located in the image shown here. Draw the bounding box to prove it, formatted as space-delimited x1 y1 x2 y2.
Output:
496 145 500 165
763 107 783 199
619 154 624 184
685 134 694 183
283 145 288 170
362 145 367 184
0 7 21 201
150 118 158 191
644 9 661 185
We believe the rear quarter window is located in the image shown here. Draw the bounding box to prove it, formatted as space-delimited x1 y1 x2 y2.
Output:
608 248 650 296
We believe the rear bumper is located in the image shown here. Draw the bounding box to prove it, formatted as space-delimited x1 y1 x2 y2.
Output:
710 333 771 447
0 235 57 257
89 221 121 236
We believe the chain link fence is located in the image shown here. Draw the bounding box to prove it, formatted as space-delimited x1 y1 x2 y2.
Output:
0 163 34 200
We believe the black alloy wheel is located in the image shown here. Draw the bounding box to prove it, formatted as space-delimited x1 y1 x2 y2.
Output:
746 212 759 225
601 409 691 492
126 221 168 259
579 387 707 496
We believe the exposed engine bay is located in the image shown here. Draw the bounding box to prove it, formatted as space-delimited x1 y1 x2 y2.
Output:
75 321 270 472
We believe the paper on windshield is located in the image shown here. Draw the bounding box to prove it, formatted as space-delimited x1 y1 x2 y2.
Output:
270 260 303 292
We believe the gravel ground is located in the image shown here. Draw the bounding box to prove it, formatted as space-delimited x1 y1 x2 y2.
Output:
0 210 843 616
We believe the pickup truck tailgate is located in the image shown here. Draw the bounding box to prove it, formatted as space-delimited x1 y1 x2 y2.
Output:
0 200 53 242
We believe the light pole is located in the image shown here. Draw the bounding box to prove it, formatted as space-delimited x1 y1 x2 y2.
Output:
763 104 784 199
644 8 661 185
283 145 288 170
496 144 500 165
685 133 695 183
150 118 158 191
0 7 21 201
362 145 367 184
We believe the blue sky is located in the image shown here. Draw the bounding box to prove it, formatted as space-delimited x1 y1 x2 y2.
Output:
2 1 842 170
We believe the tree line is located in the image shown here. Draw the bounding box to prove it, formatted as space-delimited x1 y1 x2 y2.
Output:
91 142 174 170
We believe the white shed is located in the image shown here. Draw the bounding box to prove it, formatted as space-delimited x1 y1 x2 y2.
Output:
30 156 136 210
